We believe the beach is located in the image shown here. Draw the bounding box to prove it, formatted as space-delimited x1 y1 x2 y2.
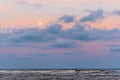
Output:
0 69 119 80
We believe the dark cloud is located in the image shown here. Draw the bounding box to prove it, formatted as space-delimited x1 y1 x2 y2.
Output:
81 9 104 22
52 39 76 48
46 23 62 34
7 28 56 42
62 23 92 41
59 15 75 23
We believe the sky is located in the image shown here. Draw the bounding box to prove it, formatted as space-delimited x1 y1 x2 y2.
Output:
1 0 120 69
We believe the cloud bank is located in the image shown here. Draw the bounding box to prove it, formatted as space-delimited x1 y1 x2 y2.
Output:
0 21 120 44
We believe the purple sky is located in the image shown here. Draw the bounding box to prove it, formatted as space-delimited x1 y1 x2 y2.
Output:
1 0 120 69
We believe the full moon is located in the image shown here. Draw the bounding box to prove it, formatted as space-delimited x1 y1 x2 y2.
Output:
38 22 43 26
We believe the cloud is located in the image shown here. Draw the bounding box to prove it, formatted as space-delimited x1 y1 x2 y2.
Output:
46 23 62 34
112 10 120 16
110 48 120 53
59 15 75 23
0 23 119 44
64 52 76 56
36 52 50 56
80 9 104 22
63 50 80 56
7 28 56 42
108 45 120 47
62 23 92 41
18 0 44 9
0 15 120 44
52 39 76 48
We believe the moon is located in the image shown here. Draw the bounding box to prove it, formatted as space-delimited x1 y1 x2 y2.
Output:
38 22 43 26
